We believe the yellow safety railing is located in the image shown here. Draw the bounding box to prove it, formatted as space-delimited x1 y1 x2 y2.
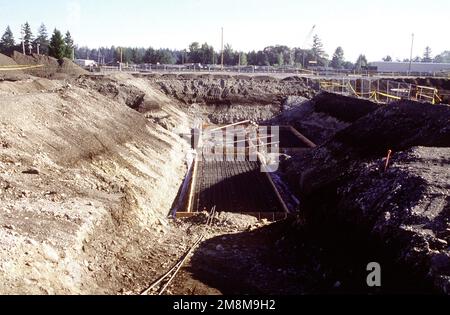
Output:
319 79 442 105
0 64 44 71
415 85 441 104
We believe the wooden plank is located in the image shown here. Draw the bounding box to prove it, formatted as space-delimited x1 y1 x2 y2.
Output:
263 170 290 214
255 151 290 214
288 126 317 148
175 212 197 218
186 157 199 213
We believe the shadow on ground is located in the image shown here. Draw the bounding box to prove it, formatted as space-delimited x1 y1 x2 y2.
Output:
187 216 437 295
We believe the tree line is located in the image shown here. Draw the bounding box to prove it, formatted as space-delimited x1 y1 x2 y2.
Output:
73 40 450 70
0 23 75 60
2 24 449 68
75 35 358 69
382 47 450 64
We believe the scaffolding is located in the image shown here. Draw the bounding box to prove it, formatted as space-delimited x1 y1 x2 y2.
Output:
319 78 442 105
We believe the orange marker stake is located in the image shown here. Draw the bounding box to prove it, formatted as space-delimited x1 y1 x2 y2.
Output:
384 149 392 172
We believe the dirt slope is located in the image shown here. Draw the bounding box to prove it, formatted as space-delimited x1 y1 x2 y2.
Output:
0 53 27 81
0 53 17 66
143 74 315 124
150 74 314 105
0 74 190 294
11 51 87 79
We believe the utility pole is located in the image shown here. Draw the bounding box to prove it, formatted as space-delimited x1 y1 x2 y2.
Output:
120 47 123 71
238 52 241 72
408 33 415 75
20 26 25 55
221 27 224 69
302 51 306 69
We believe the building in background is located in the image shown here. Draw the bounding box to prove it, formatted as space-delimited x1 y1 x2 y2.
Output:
370 61 450 75
74 59 97 68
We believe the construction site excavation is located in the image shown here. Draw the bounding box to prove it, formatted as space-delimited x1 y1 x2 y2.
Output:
173 122 315 221
1 46 450 297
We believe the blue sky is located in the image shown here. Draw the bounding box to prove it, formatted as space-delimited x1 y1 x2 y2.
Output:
0 0 448 61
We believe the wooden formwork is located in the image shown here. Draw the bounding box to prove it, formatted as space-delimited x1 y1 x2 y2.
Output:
172 125 316 220
176 211 289 221
185 157 199 213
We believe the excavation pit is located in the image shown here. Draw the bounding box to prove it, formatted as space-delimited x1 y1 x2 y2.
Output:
174 124 316 221
176 160 288 221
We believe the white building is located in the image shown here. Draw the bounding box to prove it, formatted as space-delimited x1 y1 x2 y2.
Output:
370 61 450 74
74 59 98 67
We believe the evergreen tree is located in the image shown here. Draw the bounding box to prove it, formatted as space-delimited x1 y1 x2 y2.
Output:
22 22 34 55
199 43 215 64
422 46 432 63
0 26 15 55
239 52 248 66
311 35 329 66
157 49 176 64
330 46 344 69
382 55 392 62
64 31 74 59
188 42 201 63
433 51 450 63
143 47 156 63
276 53 284 66
257 50 269 66
130 47 145 64
35 23 49 55
342 61 354 70
49 29 66 60
223 44 236 65
311 35 325 59
355 54 368 71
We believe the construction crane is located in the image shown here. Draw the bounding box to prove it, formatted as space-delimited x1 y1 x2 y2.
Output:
302 25 316 69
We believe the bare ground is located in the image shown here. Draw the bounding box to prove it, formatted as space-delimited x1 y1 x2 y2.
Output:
0 73 303 295
0 74 190 294
1 72 449 295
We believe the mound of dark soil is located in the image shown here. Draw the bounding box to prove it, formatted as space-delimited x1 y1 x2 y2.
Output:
332 101 450 159
270 92 380 145
282 98 450 293
314 92 380 122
